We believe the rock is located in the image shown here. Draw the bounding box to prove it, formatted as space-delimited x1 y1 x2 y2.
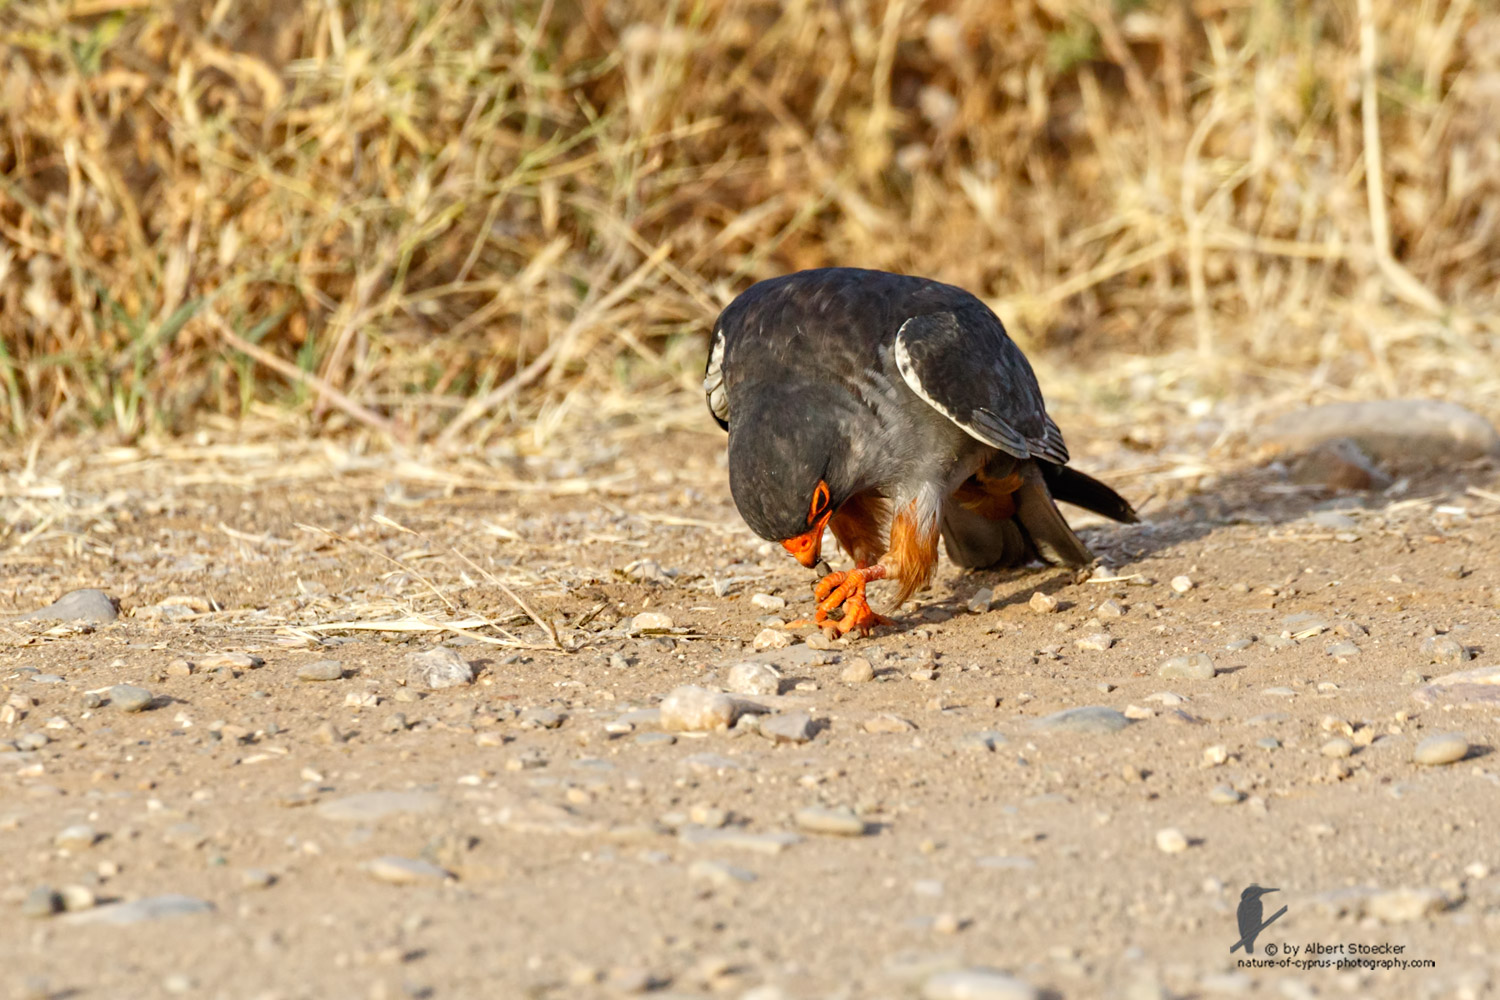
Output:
1097 598 1125 618
803 631 838 651
1366 888 1452 923
63 894 213 925
750 593 786 611
21 589 118 624
1321 738 1355 759
1028 592 1057 614
407 647 474 689
841 657 875 683
1325 640 1361 658
921 968 1038 1000
629 612 674 634
1412 733 1470 766
54 824 99 850
688 859 757 886
1288 438 1392 491
966 588 994 614
197 652 262 669
1208 784 1243 805
109 684 155 713
793 806 867 836
1170 576 1194 594
1421 635 1471 664
752 628 792 651
1030 706 1130 734
296 660 344 682
240 868 276 890
1157 653 1216 680
1413 666 1500 709
366 856 452 885
1075 633 1113 651
864 713 916 734
634 732 676 746
659 686 740 731
22 886 62 918
518 707 565 730
760 711 816 744
1155 828 1190 853
316 791 442 822
725 662 781 697
1261 399 1500 465
58 885 96 911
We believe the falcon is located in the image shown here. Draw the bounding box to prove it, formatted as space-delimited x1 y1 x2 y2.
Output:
704 268 1138 636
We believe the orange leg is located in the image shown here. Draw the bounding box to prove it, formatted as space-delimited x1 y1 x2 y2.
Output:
812 565 893 637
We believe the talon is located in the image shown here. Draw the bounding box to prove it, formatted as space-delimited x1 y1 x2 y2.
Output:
810 565 891 636
813 571 849 603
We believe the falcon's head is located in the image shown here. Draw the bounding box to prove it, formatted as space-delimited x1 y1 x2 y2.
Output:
726 379 855 567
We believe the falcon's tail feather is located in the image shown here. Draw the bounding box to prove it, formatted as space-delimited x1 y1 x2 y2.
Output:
1039 463 1139 524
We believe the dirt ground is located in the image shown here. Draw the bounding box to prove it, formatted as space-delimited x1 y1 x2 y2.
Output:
2 401 1499 1000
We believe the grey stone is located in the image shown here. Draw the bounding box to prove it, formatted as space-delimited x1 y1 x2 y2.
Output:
1325 640 1361 658
1412 733 1470 766
21 589 118 624
688 859 757 886
660 685 740 731
1413 666 1500 709
864 713 917 734
316 791 442 822
54 822 99 850
296 660 344 682
966 588 994 614
634 732 676 746
793 806 867 836
1157 653 1216 680
1208 784 1243 805
110 684 154 713
921 968 1038 1000
22 886 62 918
366 856 452 884
63 894 213 925
1260 399 1500 464
518 707 565 730
1421 635 1471 664
1030 706 1131 734
841 657 875 683
760 711 816 744
407 647 474 689
725 661 782 697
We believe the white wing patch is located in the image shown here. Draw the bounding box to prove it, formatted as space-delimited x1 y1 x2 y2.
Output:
703 326 728 424
894 321 1032 460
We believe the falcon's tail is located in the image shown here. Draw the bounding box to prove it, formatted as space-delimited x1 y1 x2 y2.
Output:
940 461 1135 571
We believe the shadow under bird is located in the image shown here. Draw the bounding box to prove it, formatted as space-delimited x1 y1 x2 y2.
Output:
705 267 1138 636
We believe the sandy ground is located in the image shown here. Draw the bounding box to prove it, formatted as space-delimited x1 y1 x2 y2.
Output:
1 405 1498 1000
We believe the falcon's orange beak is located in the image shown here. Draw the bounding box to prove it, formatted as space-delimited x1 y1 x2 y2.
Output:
781 480 833 568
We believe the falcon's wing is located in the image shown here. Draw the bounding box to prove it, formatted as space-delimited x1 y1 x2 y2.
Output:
893 306 1069 464
703 323 729 430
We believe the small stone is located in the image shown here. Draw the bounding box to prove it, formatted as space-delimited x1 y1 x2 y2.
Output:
58 884 96 911
1224 637 1254 651
1123 705 1154 720
1075 633 1113 651
725 661 781 697
1202 745 1229 766
966 588 994 614
909 667 936 682
1157 653 1215 680
634 732 676 746
750 593 786 611
383 712 409 733
864 713 916 734
166 659 194 677
629 612 675 634
760 711 816 744
1028 592 1058 614
407 647 474 689
53 825 98 852
659 685 740 731
506 748 548 770
312 720 343 744
794 805 867 836
1097 598 1125 619
241 868 276 890
63 894 213 925
1412 733 1470 766
22 886 63 918
296 660 344 682
1325 640 1361 658
518 707 565 730
22 589 118 624
1421 635 1471 664
608 652 631 670
366 856 452 885
1170 575 1194 594
1366 888 1452 923
956 731 1006 753
802 631 838 651
921 968 1039 1000
1031 706 1131 734
841 657 875 683
1208 784 1243 805
197 652 262 670
688 859 757 886
110 684 154 713
1322 738 1355 758
752 628 792 651
1155 828 1190 853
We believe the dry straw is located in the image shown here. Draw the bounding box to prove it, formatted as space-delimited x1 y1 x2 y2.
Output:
1 0 1496 444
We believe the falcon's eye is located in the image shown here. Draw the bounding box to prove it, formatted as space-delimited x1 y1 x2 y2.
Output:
807 480 831 523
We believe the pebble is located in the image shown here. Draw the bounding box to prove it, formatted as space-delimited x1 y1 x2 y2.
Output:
197 652 262 670
1208 784 1243 805
688 859 757 886
1028 592 1058 614
864 713 916 734
407 647 474 689
1412 733 1470 766
659 685 740 731
752 628 792 651
1030 706 1131 734
1413 665 1500 708
241 868 276 890
1075 633 1113 651
750 593 786 611
1155 828 1190 853
59 884 96 911
803 631 838 651
841 657 875 683
22 886 62 918
316 791 443 822
1224 637 1254 651
21 588 118 624
1325 640 1361 658
1097 599 1125 619
725 662 781 697
630 612 675 634
1170 575 1194 594
110 684 155 713
634 732 676 746
793 805 867 836
966 588 994 614
1366 887 1451 923
63 894 214 925
760 711 816 744
518 707 565 730
1421 635 1471 664
921 968 1038 1000
1157 653 1215 680
296 660 344 682
1321 738 1355 759
366 856 452 885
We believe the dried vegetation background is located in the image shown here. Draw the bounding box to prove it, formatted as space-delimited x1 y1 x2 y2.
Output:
1 0 1497 445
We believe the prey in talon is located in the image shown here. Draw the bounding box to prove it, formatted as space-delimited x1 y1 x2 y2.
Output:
703 268 1139 638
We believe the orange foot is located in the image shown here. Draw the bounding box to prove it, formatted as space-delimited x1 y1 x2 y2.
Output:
812 565 893 637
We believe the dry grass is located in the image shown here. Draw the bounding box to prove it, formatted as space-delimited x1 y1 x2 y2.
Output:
2 0 1498 445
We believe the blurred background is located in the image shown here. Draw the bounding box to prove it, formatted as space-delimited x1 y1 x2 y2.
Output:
0 0 1495 447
